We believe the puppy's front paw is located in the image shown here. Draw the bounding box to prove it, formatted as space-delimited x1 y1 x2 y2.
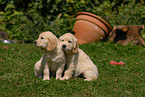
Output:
59 78 65 80
60 76 70 80
43 77 50 81
84 79 92 81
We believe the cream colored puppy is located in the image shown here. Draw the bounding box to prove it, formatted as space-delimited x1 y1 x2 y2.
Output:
59 33 98 81
34 31 65 81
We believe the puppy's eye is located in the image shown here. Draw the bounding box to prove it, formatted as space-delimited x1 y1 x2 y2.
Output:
68 40 72 43
62 40 64 41
41 37 44 39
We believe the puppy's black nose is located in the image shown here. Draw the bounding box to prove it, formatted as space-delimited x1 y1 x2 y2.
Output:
62 44 66 48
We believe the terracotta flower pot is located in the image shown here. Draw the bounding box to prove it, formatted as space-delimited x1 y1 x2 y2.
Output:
73 12 112 44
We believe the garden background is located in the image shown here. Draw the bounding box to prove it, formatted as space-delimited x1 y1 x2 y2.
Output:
0 0 145 96
0 0 145 43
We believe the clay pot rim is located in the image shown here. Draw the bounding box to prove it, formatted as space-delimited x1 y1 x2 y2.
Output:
75 12 112 31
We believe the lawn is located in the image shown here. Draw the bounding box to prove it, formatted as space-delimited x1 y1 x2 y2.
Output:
0 42 145 96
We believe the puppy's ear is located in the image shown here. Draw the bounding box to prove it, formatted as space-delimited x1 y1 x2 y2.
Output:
73 39 79 53
47 38 57 51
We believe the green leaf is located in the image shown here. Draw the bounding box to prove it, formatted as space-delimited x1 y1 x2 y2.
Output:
4 3 14 11
0 0 6 4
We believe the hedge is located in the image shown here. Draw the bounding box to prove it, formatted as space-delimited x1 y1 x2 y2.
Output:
0 0 144 43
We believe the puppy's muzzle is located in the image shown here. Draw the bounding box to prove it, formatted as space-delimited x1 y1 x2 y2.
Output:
62 44 66 49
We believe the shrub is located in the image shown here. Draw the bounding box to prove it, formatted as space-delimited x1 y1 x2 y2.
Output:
0 0 144 43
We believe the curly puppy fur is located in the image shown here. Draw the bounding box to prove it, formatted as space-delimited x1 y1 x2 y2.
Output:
34 31 65 81
59 33 98 81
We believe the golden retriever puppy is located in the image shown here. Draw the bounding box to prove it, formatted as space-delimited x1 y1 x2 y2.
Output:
34 31 65 81
59 33 98 81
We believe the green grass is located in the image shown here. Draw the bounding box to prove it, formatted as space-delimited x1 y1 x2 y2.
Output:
0 42 145 97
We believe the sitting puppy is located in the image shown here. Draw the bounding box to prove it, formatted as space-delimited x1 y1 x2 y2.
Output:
34 31 65 81
59 33 99 81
